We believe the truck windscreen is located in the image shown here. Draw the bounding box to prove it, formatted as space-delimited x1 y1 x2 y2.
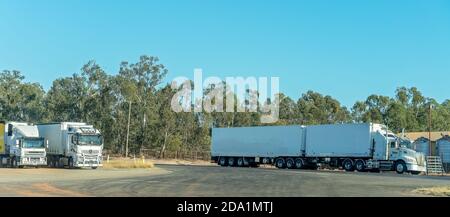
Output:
23 139 45 148
78 135 102 146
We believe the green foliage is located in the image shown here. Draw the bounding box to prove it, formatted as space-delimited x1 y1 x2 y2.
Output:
0 70 45 122
296 91 351 125
1 58 449 156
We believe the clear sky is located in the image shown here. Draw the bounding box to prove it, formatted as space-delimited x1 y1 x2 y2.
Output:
1 0 449 107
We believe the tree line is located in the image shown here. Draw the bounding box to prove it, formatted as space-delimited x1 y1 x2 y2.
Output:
1 55 449 157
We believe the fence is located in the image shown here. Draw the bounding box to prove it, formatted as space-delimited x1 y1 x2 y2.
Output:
104 149 211 161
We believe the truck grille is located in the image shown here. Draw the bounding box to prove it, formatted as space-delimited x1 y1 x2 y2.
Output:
24 151 45 157
84 160 98 165
26 151 44 154
82 150 101 155
83 154 100 160
416 154 425 166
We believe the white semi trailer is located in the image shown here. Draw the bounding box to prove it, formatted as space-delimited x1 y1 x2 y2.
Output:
211 123 426 174
0 122 47 168
37 122 103 169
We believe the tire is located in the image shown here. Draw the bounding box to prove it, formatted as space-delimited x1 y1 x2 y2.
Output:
355 159 365 172
227 157 236 167
395 161 407 174
59 159 65 168
295 158 304 169
11 157 18 168
237 158 245 167
91 167 97 170
219 157 227 167
411 171 421 175
47 158 52 168
275 158 286 169
68 157 75 169
55 158 62 168
343 159 354 172
286 158 295 169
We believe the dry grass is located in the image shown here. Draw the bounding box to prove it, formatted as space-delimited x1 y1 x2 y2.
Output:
150 158 214 166
412 186 450 197
103 158 154 169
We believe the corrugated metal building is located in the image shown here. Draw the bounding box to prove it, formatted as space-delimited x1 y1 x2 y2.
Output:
399 131 450 156
412 137 433 156
437 135 450 172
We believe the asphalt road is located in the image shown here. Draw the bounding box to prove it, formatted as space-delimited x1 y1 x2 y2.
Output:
0 165 449 197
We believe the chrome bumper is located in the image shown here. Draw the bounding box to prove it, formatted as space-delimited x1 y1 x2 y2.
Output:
20 157 47 166
407 164 426 172
75 157 102 168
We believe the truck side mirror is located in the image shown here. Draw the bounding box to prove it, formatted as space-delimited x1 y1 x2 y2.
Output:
15 140 20 148
46 140 49 148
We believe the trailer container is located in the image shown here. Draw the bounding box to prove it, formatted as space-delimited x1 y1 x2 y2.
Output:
211 123 426 174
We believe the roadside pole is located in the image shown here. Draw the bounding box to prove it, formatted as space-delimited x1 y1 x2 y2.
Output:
428 104 433 156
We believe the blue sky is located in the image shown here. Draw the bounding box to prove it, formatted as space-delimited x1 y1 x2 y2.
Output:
1 0 449 107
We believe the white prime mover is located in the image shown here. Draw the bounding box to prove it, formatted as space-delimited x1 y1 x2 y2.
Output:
37 122 103 169
211 123 426 174
0 122 47 168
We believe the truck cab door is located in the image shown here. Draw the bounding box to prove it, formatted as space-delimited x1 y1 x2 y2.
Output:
372 132 388 160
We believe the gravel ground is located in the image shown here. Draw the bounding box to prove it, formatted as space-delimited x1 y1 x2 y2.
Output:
0 165 449 197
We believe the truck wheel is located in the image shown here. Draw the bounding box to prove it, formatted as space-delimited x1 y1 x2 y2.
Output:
59 158 65 168
11 158 18 168
286 158 295 169
355 160 365 172
55 158 62 168
68 157 75 169
91 167 98 170
309 164 319 170
395 161 407 174
262 158 271 164
275 158 286 169
343 159 354 172
47 158 52 168
51 159 56 168
227 157 236 167
219 157 227 167
410 171 421 175
295 158 304 169
237 158 245 167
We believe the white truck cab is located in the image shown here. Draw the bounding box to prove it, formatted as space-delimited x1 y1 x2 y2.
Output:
373 127 426 174
38 122 103 169
386 135 426 174
0 122 47 168
69 125 103 168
